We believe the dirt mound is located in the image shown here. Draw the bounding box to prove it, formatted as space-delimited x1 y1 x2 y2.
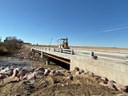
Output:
17 45 44 62
16 45 32 58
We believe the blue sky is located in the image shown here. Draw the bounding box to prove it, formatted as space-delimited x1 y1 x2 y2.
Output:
0 0 128 47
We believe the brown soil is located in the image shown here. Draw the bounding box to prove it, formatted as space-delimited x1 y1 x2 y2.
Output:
0 72 127 96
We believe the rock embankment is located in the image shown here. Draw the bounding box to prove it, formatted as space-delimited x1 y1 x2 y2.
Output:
16 45 44 62
0 66 127 96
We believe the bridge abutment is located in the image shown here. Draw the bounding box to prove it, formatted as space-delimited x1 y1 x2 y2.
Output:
45 57 50 65
40 52 44 58
70 55 128 85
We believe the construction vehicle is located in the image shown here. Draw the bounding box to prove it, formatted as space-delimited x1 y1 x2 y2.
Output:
57 38 70 49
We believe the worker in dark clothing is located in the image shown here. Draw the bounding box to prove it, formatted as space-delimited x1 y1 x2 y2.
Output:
91 52 94 57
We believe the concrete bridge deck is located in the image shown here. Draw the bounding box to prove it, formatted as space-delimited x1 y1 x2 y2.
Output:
32 46 128 85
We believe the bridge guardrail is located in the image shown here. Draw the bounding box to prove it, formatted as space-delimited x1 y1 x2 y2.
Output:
32 46 74 55
32 46 128 63
54 48 74 55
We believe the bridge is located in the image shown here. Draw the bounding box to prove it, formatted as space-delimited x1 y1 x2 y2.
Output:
31 46 128 85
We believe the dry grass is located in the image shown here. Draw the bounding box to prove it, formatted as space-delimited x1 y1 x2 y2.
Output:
70 46 128 53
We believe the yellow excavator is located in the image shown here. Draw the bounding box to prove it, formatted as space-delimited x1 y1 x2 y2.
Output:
58 38 70 49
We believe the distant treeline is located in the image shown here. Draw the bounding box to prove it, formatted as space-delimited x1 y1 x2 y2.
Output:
0 36 24 56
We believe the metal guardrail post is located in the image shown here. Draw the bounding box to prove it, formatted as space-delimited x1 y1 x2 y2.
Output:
71 49 74 55
60 48 63 53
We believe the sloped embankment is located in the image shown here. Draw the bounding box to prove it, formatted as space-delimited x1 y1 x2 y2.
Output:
0 66 127 96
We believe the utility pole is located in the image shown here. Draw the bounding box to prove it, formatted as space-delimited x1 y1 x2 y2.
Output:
49 38 53 50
